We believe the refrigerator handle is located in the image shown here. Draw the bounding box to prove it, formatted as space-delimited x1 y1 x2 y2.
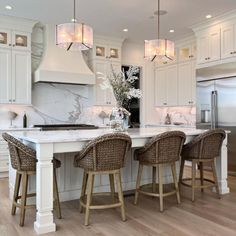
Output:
211 91 214 129
211 90 217 129
214 90 218 127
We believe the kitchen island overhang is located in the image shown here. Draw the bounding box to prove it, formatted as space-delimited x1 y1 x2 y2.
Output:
7 127 229 235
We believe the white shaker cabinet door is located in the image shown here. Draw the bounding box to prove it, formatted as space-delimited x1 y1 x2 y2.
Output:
178 61 196 106
0 48 11 103
221 25 234 59
166 65 178 106
197 34 209 64
208 29 221 62
155 67 167 106
11 50 31 104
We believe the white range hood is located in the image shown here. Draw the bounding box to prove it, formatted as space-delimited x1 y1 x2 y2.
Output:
34 24 95 85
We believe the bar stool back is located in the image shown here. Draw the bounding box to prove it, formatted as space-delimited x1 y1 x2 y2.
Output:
134 131 186 212
74 133 131 226
179 129 226 201
2 133 62 226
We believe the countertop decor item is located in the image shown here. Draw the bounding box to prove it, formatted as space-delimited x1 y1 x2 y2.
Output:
164 113 171 125
144 0 175 61
98 65 142 131
7 111 18 127
55 0 93 51
98 111 109 124
23 112 27 128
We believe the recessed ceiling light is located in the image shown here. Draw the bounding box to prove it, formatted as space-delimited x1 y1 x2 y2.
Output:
5 5 12 10
206 14 212 19
123 29 128 32
169 29 175 33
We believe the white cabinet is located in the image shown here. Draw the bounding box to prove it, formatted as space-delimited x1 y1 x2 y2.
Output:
155 67 167 106
178 42 196 62
12 50 31 104
0 29 31 51
0 48 11 103
166 65 178 106
178 61 196 106
0 21 33 105
197 28 221 64
0 47 31 104
94 61 119 106
0 133 9 178
155 65 178 106
221 24 236 59
0 29 11 49
89 36 123 106
94 43 121 62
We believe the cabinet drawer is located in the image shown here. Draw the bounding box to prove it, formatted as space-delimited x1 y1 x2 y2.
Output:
0 144 9 155
0 143 8 150
0 154 9 160
0 159 9 172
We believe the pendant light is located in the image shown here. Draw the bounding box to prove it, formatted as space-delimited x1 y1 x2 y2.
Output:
56 0 93 51
144 0 174 61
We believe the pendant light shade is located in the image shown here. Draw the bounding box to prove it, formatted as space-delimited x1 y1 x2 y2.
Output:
144 39 174 61
144 0 175 61
56 0 93 51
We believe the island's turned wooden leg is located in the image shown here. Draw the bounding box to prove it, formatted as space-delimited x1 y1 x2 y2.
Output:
34 143 56 234
216 136 230 194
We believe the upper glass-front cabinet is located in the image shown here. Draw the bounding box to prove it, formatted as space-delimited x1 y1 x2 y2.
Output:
179 43 196 61
94 43 121 61
0 29 11 48
95 45 106 58
0 29 31 51
109 47 119 59
12 31 31 51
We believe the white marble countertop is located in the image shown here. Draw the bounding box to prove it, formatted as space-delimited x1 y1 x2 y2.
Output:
8 127 207 144
145 123 195 128
0 127 40 131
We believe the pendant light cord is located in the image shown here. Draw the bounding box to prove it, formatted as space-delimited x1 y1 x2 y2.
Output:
157 0 160 40
74 0 76 21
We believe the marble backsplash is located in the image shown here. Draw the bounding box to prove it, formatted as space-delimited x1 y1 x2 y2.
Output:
0 83 112 128
0 83 196 129
153 106 196 127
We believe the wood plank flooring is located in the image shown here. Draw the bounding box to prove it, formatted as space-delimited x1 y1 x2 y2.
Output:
1 172 236 236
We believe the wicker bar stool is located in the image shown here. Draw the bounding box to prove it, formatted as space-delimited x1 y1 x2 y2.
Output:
2 133 62 226
179 129 226 202
74 133 131 226
134 131 186 212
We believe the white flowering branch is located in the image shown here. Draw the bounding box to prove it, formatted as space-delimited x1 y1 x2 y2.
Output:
98 65 142 107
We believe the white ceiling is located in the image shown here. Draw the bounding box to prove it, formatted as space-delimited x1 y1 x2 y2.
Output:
1 0 236 41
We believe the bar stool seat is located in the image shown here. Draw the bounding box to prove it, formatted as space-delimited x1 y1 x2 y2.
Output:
2 133 62 226
74 133 131 226
179 129 226 202
134 131 186 212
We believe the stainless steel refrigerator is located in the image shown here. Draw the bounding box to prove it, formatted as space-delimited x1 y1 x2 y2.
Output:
196 76 236 174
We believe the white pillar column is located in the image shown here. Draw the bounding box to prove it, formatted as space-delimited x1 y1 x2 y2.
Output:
217 134 230 194
34 143 56 234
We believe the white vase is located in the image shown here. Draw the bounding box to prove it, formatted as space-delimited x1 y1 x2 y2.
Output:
110 106 130 131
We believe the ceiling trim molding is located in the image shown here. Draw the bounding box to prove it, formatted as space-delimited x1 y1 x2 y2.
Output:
0 14 37 32
191 9 236 33
94 35 124 46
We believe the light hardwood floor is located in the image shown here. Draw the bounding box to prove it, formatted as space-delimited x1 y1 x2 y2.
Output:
1 171 236 236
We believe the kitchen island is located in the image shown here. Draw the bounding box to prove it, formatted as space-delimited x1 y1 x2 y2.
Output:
8 127 229 235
